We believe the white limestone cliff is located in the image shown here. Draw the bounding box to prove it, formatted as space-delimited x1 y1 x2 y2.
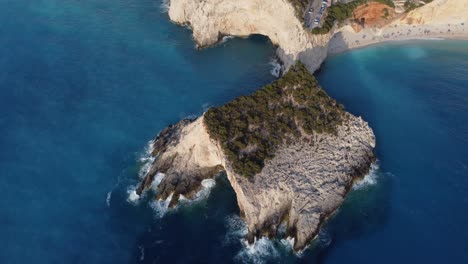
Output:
167 0 468 70
168 0 331 72
137 113 375 250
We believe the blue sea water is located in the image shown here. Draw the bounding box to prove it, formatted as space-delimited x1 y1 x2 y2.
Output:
1 1 468 263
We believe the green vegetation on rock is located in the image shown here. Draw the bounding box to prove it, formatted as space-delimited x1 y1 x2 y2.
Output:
312 0 395 35
204 63 345 177
404 0 418 12
287 0 309 19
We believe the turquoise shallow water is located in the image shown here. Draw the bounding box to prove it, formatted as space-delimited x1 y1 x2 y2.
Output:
1 0 468 263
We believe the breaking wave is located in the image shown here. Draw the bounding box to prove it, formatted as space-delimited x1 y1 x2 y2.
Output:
353 162 380 190
126 186 141 205
224 214 248 245
224 215 297 263
235 237 279 264
179 178 217 205
106 191 112 207
150 193 172 218
279 237 295 251
220 35 235 44
138 140 155 178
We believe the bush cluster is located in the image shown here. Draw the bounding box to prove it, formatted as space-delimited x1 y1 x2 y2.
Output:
204 63 345 177
312 0 395 35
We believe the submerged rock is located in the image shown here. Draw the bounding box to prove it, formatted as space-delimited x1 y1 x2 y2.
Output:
136 63 375 251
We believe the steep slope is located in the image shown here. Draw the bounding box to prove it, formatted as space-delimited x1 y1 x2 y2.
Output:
168 0 331 72
136 64 375 250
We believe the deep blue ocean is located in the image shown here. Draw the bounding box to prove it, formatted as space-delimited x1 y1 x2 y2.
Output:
1 1 467 263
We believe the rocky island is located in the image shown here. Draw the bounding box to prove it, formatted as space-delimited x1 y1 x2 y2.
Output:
137 64 375 250
135 0 468 251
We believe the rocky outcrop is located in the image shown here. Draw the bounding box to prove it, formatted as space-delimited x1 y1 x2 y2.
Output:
136 117 224 208
167 0 468 70
225 113 375 250
168 0 331 72
136 64 376 251
135 0 468 252
137 112 375 251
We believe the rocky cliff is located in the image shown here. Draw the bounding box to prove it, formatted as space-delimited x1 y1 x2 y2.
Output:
135 0 465 252
167 0 468 71
137 64 376 251
168 0 331 72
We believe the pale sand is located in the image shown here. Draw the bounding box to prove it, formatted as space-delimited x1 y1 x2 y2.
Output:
328 0 468 54
328 22 468 54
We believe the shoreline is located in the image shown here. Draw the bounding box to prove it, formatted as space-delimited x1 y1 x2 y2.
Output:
328 22 468 55
328 35 468 57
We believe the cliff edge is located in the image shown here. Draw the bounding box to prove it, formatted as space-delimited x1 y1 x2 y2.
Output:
137 64 375 250
167 0 468 71
168 0 331 72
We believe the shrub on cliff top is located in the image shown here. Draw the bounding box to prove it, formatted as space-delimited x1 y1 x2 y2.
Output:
312 0 395 35
288 0 309 19
204 63 345 177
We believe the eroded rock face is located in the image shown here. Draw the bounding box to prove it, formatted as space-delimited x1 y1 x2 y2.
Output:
168 0 331 72
226 114 375 250
167 0 468 71
137 117 224 207
137 112 375 250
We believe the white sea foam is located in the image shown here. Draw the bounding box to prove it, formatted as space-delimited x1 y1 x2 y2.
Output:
127 187 141 204
201 178 216 189
224 214 248 244
106 172 125 207
160 0 170 13
150 193 173 218
225 215 283 263
150 173 166 191
279 237 295 251
106 191 112 207
138 140 155 178
220 35 234 44
353 162 380 190
235 237 279 264
178 178 217 206
269 58 282 78
194 178 216 200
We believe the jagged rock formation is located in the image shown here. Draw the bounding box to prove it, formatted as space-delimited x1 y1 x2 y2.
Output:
230 113 374 250
136 0 467 252
168 0 331 72
136 65 376 250
167 0 468 71
136 118 224 208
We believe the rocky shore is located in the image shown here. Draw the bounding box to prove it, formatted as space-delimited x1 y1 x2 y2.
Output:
134 0 466 252
136 64 376 251
167 0 467 72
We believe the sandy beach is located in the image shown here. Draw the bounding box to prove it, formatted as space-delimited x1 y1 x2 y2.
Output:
328 22 468 54
328 0 468 54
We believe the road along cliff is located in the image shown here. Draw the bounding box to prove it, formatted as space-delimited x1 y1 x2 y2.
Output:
136 64 376 251
167 0 468 71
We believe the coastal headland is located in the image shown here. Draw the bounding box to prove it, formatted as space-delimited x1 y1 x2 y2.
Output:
135 0 467 251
